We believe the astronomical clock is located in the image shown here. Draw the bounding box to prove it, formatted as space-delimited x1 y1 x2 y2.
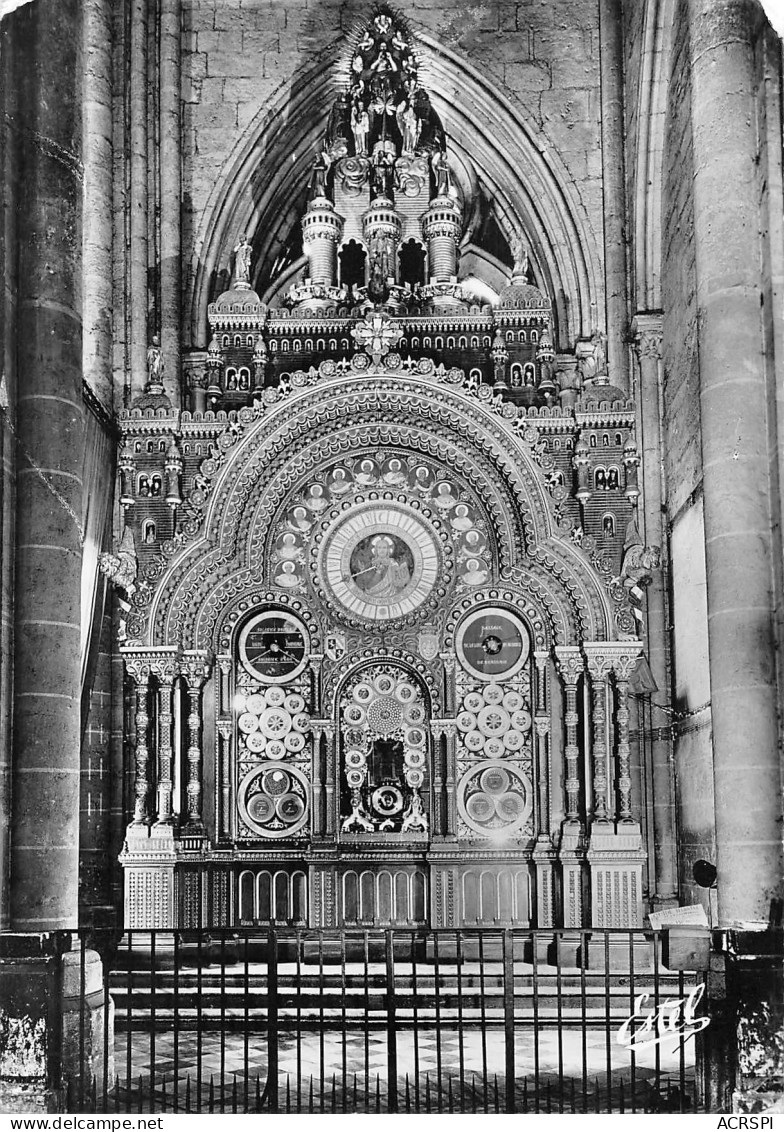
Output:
116 7 657 935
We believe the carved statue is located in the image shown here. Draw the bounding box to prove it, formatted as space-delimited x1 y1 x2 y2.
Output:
99 526 137 596
351 101 369 156
146 335 163 384
397 99 420 155
580 330 608 381
614 519 662 590
510 235 529 280
232 234 253 286
401 790 428 833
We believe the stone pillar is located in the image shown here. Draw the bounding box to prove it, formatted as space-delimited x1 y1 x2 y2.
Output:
82 0 113 410
159 0 181 402
216 721 233 842
429 721 446 839
555 647 586 929
10 0 85 933
585 650 612 823
443 722 458 840
129 0 148 395
309 719 330 839
532 653 555 927
598 0 629 388
688 0 784 929
324 724 337 838
632 313 678 904
585 644 645 929
182 652 211 834
151 655 178 825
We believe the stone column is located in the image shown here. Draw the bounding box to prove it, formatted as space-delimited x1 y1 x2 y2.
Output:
688 0 784 928
598 0 629 388
631 314 678 904
82 0 113 410
443 722 458 840
159 0 181 401
324 724 337 838
584 650 612 823
124 657 153 825
440 654 457 716
555 646 586 930
151 654 178 825
612 654 640 824
429 721 446 839
182 652 211 834
129 0 148 395
216 721 233 842
585 644 645 929
119 651 178 929
9 0 85 932
308 720 329 838
532 653 556 929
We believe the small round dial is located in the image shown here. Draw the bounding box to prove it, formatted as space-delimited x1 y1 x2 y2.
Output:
238 610 309 684
455 607 530 681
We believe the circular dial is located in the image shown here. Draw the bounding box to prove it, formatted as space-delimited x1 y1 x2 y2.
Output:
321 503 440 622
455 607 530 681
238 610 309 683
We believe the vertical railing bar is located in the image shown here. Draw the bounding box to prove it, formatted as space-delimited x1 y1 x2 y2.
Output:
678 968 687 1111
580 929 588 1112
411 931 420 1110
267 927 279 1113
296 927 302 1112
555 930 564 1112
603 931 612 1110
653 930 661 1093
125 932 133 1097
629 931 637 1113
385 928 398 1113
341 930 347 1097
363 930 370 1100
243 933 250 1114
196 928 203 1108
79 935 86 1110
173 930 180 1113
318 930 325 1112
478 931 488 1109
102 932 110 1113
502 929 516 1113
150 931 157 1096
219 932 226 1112
456 929 465 1110
433 932 443 1091
532 929 540 1111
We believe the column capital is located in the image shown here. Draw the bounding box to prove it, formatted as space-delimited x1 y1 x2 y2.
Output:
122 647 179 682
631 312 663 359
181 649 213 687
431 718 456 740
554 645 584 684
583 641 642 679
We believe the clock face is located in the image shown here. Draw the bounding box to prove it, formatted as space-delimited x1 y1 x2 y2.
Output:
455 608 530 681
321 503 440 622
238 611 309 684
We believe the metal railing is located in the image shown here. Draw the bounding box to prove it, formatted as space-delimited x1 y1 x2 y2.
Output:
67 926 702 1114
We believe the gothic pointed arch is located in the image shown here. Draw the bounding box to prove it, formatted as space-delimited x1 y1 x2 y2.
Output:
186 21 601 350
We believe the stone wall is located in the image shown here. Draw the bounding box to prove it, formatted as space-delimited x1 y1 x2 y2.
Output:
180 0 606 342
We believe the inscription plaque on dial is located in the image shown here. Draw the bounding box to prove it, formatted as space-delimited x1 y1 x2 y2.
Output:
238 610 309 684
455 607 530 681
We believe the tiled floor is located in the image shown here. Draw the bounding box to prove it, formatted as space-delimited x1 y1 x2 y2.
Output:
111 1026 696 1113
